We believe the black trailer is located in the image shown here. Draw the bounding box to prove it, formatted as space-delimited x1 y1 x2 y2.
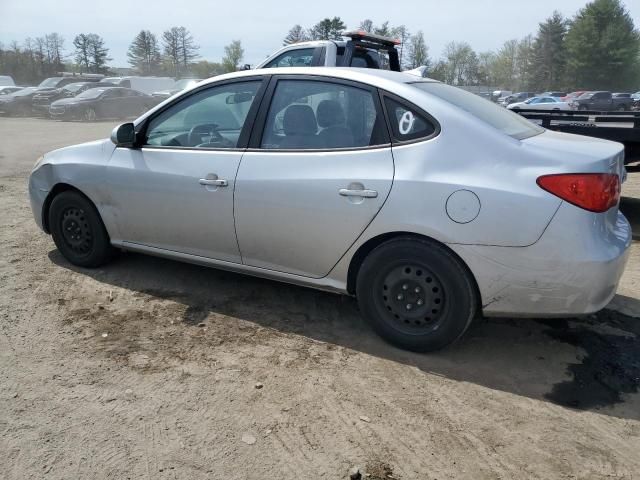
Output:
514 109 640 170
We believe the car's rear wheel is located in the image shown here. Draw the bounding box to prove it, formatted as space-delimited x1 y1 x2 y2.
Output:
49 191 114 268
356 237 477 352
83 107 97 122
617 105 626 112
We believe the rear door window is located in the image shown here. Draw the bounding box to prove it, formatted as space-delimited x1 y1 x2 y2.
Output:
260 79 387 150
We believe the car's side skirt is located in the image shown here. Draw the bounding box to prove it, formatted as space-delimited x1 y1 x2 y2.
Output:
114 241 349 295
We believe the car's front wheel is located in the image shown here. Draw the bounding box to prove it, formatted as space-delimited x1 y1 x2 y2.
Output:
83 107 97 122
49 191 114 268
356 237 478 352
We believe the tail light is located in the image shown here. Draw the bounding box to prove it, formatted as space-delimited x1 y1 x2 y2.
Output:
537 173 620 213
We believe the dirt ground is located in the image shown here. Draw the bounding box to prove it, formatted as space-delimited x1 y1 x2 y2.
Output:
1 117 639 480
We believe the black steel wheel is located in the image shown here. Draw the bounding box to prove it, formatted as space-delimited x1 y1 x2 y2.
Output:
356 237 477 352
49 191 114 267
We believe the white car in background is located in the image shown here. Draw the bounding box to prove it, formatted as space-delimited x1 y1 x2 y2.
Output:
507 96 572 111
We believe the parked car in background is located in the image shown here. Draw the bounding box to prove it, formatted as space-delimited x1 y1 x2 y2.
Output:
561 91 586 102
29 68 630 352
49 86 154 121
32 81 116 116
507 96 572 111
0 87 39 116
571 91 634 111
493 90 512 103
0 86 23 96
6 75 104 116
151 78 203 102
503 92 536 105
101 76 175 95
0 75 16 86
538 91 566 97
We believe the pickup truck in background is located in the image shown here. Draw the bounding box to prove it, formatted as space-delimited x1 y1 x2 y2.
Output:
571 91 635 111
256 31 402 72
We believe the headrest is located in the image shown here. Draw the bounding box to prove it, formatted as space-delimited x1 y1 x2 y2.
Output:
283 104 317 135
317 100 345 128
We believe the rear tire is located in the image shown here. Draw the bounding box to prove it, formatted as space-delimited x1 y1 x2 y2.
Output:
49 191 114 268
356 237 477 352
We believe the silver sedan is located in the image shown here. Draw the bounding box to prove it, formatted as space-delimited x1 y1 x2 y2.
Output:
28 68 631 352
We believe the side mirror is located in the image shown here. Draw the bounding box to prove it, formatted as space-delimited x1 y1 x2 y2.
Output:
110 122 136 147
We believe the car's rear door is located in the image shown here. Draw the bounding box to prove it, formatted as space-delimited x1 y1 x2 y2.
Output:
106 78 266 262
234 75 394 278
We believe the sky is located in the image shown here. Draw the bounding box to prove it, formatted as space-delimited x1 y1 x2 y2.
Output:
0 0 638 68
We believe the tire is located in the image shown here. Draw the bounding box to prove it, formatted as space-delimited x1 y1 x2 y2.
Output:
83 107 97 122
356 237 477 352
579 105 588 111
49 191 114 268
617 105 626 112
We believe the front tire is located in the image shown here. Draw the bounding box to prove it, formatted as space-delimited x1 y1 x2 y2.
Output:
49 191 114 268
83 107 97 121
356 238 477 352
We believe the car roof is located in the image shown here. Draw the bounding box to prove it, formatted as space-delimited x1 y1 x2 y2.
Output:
199 67 437 91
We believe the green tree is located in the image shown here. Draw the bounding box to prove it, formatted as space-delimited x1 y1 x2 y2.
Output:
162 26 199 76
87 34 110 74
359 19 373 33
73 34 91 72
283 24 308 45
442 41 478 85
565 0 640 90
221 40 244 72
529 12 568 91
310 17 346 40
127 30 161 75
73 33 109 73
406 31 429 69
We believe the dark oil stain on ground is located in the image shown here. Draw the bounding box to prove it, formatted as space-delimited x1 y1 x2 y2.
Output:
539 309 640 409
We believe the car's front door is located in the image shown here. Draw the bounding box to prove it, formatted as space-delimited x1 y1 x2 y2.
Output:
234 77 394 278
106 79 265 262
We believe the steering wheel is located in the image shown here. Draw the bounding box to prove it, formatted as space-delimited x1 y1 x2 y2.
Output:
187 123 224 147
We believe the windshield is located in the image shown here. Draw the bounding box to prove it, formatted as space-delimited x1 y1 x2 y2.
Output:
76 88 107 99
411 82 543 140
578 92 594 99
38 77 61 88
524 97 537 104
12 87 38 97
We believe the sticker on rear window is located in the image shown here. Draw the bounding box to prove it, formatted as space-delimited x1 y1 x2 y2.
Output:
398 111 415 135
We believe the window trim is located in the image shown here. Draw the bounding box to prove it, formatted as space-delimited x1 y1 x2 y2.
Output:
378 90 441 146
247 74 391 152
136 76 270 151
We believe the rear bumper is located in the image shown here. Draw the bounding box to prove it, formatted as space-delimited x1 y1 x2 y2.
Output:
450 204 632 317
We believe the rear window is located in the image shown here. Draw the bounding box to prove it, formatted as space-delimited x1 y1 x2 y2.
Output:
411 82 543 140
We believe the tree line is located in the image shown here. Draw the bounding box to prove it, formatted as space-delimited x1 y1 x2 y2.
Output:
0 0 637 90
284 0 639 91
0 26 245 84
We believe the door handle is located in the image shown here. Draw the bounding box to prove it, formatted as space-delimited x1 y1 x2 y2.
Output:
339 188 378 198
199 178 228 187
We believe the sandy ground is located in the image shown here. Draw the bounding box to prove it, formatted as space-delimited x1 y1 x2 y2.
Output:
1 117 639 480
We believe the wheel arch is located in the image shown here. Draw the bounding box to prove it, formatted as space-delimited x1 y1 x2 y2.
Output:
42 183 99 234
346 232 481 305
